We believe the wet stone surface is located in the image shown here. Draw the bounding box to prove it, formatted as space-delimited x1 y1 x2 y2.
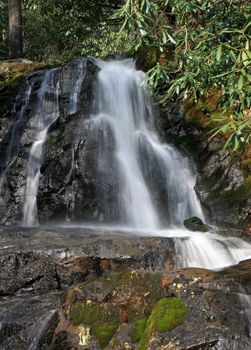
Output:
0 228 250 349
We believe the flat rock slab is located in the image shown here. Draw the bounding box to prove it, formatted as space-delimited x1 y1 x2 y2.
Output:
0 226 175 255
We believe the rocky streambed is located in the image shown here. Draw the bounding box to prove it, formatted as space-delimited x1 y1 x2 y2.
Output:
0 227 251 350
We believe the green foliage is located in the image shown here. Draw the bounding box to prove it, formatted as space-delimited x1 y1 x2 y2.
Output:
0 0 127 63
22 0 126 62
115 0 251 151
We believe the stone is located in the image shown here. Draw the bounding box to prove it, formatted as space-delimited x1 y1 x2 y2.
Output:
183 217 210 232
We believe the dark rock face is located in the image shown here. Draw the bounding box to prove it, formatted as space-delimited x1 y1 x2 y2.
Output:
0 59 103 225
158 103 251 228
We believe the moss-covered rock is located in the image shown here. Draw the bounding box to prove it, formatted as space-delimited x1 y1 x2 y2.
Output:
64 269 169 348
129 319 147 342
94 321 119 348
184 217 210 232
71 302 103 325
138 297 186 350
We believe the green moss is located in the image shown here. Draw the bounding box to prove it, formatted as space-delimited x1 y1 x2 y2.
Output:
152 298 186 332
129 319 147 342
71 302 102 325
94 321 118 348
77 269 164 322
67 271 168 348
138 298 186 350
70 301 120 348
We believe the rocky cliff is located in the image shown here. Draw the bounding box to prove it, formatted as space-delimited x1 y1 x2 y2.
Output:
0 58 250 229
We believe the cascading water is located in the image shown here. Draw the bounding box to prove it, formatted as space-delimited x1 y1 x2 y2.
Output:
239 294 251 337
89 59 204 229
23 69 60 227
85 59 251 270
22 59 86 227
67 58 86 115
1 57 250 271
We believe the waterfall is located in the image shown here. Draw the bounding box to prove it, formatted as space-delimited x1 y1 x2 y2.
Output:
82 59 251 270
239 294 251 337
23 69 60 227
89 59 204 229
2 57 250 272
22 59 86 227
67 58 86 115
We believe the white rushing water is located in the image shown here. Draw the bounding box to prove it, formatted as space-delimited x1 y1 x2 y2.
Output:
23 70 60 227
68 58 86 114
239 294 251 337
22 59 86 227
19 58 251 271
91 59 204 229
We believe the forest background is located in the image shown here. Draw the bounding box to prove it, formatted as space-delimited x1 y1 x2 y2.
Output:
0 0 250 152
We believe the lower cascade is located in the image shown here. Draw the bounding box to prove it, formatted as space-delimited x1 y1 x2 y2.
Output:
1 58 251 271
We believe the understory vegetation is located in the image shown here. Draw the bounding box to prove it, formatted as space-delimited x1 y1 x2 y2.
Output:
0 0 250 152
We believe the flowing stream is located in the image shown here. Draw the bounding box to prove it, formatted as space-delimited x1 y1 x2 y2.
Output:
22 69 60 227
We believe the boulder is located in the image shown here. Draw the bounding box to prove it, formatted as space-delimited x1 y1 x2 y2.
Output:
184 216 210 232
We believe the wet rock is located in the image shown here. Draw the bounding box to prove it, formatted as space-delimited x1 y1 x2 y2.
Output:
0 252 58 295
184 217 210 232
0 228 176 296
0 229 251 349
0 294 60 350
0 59 99 225
160 107 251 228
50 330 78 350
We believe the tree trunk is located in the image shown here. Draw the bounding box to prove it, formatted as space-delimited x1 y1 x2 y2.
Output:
8 0 23 58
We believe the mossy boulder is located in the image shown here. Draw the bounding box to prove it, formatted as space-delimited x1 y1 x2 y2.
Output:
95 322 119 348
184 217 210 232
66 269 168 348
138 297 186 350
129 319 147 342
70 301 119 348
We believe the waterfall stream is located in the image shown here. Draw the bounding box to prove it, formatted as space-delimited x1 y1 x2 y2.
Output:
67 59 86 115
22 59 86 227
90 59 204 228
1 58 251 271
23 69 60 227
